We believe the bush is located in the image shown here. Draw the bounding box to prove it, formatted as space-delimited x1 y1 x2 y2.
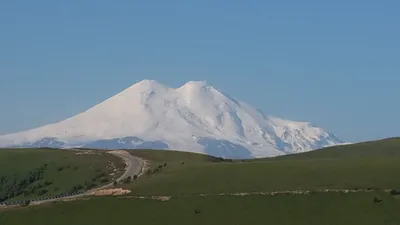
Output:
70 184 84 193
389 189 400 195
163 162 168 167
123 176 132 184
373 197 382 203
38 189 48 196
0 164 48 202
113 181 118 187
84 181 96 190
133 175 138 180
21 200 31 207
100 178 109 184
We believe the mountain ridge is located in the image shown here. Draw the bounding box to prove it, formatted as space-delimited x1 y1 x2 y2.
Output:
0 80 346 158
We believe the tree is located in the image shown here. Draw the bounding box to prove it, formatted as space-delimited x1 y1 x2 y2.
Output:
133 175 138 180
100 178 109 184
123 176 132 184
21 200 31 207
113 181 118 187
373 197 382 203
38 189 48 196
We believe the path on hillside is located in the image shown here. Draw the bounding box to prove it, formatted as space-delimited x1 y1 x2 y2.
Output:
119 188 396 202
28 150 145 205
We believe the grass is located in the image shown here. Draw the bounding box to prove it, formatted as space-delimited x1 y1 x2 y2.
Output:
2 192 400 225
124 138 400 196
0 148 124 202
1 138 400 224
268 137 400 160
129 149 214 164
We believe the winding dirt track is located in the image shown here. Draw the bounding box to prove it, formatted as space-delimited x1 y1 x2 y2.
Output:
30 150 145 205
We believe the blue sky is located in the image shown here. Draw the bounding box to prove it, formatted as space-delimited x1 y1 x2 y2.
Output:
1 0 399 142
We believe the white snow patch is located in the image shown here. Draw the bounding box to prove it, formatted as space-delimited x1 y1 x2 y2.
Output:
0 80 346 158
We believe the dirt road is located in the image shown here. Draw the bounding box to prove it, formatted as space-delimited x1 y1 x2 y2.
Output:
29 150 144 205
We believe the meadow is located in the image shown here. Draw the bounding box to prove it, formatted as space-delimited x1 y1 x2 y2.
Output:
1 138 400 225
125 138 400 196
2 192 400 225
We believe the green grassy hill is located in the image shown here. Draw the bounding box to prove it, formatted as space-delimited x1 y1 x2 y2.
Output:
1 138 400 225
125 138 400 196
0 148 124 202
268 137 400 160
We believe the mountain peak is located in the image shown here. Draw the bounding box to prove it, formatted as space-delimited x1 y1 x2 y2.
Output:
181 80 209 88
134 79 162 87
121 79 167 93
0 79 346 158
178 80 219 93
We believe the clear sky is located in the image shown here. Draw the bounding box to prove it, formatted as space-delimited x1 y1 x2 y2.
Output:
1 0 399 143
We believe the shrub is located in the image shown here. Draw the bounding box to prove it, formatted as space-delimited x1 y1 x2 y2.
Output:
100 178 109 184
389 189 400 196
38 189 48 196
133 175 138 180
163 162 168 167
373 197 382 203
21 200 31 207
70 184 84 193
84 182 96 190
123 176 132 184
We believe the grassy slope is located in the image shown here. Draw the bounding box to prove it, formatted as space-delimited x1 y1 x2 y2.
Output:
125 138 400 196
0 149 124 201
1 138 400 225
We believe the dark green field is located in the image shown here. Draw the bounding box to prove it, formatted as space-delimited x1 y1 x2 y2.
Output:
0 149 124 202
1 138 400 225
2 192 400 225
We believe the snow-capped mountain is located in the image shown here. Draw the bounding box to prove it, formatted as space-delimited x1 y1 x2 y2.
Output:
0 80 346 158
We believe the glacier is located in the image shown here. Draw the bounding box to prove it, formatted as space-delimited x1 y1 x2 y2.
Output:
0 80 346 158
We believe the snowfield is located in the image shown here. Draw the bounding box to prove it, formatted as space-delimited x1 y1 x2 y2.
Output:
0 80 346 158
